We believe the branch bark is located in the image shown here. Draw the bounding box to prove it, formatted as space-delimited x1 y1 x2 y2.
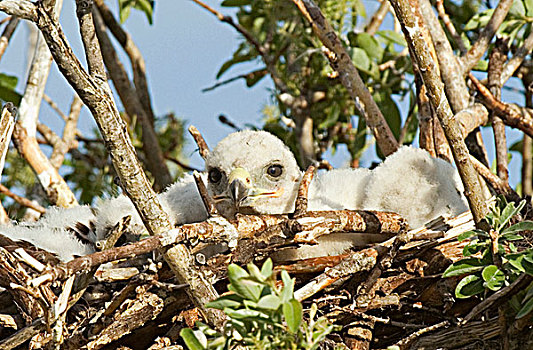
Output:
291 0 399 157
389 0 488 226
0 16 19 62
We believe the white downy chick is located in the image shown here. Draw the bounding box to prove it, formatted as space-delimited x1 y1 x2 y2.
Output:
0 206 96 261
363 146 468 228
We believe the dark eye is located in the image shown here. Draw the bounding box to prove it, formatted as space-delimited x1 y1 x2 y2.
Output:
267 164 283 177
208 168 222 183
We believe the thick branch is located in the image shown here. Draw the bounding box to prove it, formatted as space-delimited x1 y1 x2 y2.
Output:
390 0 488 225
501 30 533 84
291 0 399 157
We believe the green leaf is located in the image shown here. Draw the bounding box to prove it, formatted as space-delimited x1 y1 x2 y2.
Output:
0 73 21 106
224 307 265 319
458 229 488 241
350 48 371 72
354 33 384 62
516 284 533 319
216 51 256 79
180 328 206 350
502 221 533 235
464 9 494 30
510 0 526 17
442 258 485 278
206 294 242 310
523 253 533 275
280 270 295 303
257 294 281 310
376 30 406 46
221 0 252 6
455 274 484 298
282 299 302 333
227 264 262 301
374 93 401 140
462 241 487 257
261 258 273 279
247 262 266 282
526 0 533 16
118 0 154 24
482 265 505 291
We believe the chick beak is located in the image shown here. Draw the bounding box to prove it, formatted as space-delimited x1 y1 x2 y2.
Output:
228 168 252 206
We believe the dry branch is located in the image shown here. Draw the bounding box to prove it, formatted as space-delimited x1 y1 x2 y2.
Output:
390 0 488 226
291 0 399 157
470 73 533 138
0 16 18 62
0 184 46 214
435 0 467 54
188 125 210 160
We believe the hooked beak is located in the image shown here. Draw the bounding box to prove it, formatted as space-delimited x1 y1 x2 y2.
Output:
227 168 284 208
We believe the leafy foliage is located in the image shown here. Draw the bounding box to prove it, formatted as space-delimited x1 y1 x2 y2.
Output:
180 259 338 350
213 0 412 166
443 197 533 319
118 0 154 24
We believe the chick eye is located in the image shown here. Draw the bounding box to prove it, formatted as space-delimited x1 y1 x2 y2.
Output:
208 168 222 183
267 164 283 177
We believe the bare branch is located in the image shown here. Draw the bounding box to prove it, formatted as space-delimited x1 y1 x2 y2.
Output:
188 125 210 160
501 30 533 84
435 0 467 54
0 0 37 21
488 39 509 183
92 9 172 191
461 0 513 73
0 183 46 215
291 0 399 157
0 16 19 62
365 1 391 35
470 73 533 138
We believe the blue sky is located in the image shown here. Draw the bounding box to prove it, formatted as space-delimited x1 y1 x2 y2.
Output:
0 1 525 186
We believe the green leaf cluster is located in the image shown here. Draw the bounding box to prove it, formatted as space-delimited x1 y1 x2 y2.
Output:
181 259 337 350
118 0 154 24
442 197 533 319
214 0 413 166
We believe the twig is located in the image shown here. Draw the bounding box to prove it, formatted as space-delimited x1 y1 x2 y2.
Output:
523 135 533 196
419 0 471 112
291 0 399 157
202 69 267 92
0 15 18 62
50 94 82 168
460 0 513 74
461 274 533 324
365 0 390 35
393 320 450 349
488 39 509 183
501 30 533 84
43 93 68 121
188 125 210 160
0 103 16 178
435 0 467 54
165 155 201 172
191 0 289 93
0 183 46 214
470 73 533 138
293 165 315 217
193 171 216 216
390 0 488 226
31 210 407 285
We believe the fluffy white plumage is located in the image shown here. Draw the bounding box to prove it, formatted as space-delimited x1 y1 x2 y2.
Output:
0 130 468 261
